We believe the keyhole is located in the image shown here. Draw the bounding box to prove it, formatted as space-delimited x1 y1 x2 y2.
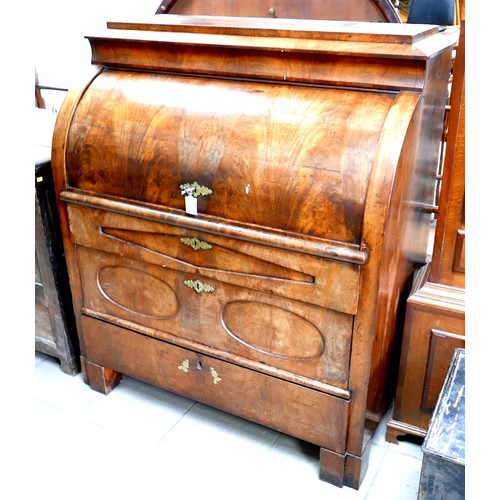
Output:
197 360 203 370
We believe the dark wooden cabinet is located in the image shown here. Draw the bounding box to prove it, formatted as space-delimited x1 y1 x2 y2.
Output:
386 19 465 443
52 17 455 489
418 348 465 499
35 111 79 374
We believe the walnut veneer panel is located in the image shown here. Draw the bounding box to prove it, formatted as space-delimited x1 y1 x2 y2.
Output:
66 72 395 243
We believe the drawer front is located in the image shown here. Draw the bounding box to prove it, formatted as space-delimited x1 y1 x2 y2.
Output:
67 203 360 314
82 315 349 452
77 245 352 389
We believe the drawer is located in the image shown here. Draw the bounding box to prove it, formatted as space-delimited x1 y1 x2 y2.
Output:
82 314 350 452
66 202 361 314
78 246 353 389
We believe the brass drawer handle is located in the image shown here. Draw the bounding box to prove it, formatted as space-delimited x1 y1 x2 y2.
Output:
183 279 214 294
180 237 212 251
179 181 213 198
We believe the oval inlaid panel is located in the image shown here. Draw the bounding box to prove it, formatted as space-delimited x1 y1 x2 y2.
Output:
222 301 324 360
98 266 179 318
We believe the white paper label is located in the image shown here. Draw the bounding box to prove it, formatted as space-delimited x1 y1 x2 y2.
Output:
185 194 198 216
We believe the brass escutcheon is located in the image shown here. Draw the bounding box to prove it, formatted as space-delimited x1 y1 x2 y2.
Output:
179 181 213 198
210 367 222 385
180 237 212 251
178 359 189 373
183 279 214 294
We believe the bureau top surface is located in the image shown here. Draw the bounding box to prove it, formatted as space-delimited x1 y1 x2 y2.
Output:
107 15 436 42
88 15 458 61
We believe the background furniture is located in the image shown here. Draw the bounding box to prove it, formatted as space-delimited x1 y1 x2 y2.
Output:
418 348 465 499
52 17 455 489
35 69 46 109
155 0 402 22
35 109 79 375
406 0 455 25
386 17 465 442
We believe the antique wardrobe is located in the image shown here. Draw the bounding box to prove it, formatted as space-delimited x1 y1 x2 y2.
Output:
52 16 456 488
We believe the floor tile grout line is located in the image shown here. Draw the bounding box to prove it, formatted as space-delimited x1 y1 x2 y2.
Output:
72 377 104 414
35 384 195 449
269 431 282 450
384 444 424 463
34 397 126 440
35 360 102 415
360 444 391 500
34 397 75 416
155 399 197 446
256 430 283 465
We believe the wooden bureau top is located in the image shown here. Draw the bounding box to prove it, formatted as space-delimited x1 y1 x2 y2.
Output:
107 15 436 42
85 16 458 95
89 16 459 60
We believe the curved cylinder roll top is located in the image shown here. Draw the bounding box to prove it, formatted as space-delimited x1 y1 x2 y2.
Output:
65 70 406 243
50 17 458 488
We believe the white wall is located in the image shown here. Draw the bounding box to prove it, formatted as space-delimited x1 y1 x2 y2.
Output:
34 0 160 110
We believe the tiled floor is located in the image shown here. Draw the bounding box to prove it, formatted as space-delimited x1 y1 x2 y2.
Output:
34 351 424 499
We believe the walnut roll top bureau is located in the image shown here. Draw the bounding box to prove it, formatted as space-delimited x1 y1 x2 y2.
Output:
52 16 456 489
